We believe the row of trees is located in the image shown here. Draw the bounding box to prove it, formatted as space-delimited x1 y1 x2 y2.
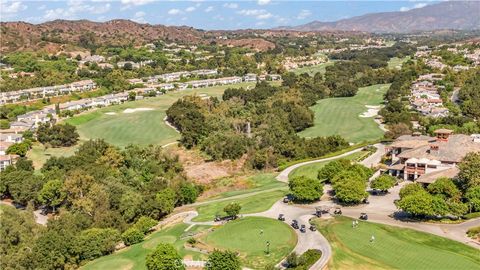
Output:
145 243 241 270
166 82 349 168
0 139 201 269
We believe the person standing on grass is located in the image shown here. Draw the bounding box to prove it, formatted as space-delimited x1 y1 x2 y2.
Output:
370 235 375 243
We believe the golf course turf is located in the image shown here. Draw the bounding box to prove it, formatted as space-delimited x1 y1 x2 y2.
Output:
193 189 287 222
298 84 389 143
315 216 480 270
82 223 209 270
65 82 258 148
204 217 297 269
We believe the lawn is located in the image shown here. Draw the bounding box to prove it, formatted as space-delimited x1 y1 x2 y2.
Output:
388 56 410 70
288 151 369 181
193 189 287 222
204 217 297 269
82 223 210 270
292 61 335 75
298 84 389 143
26 143 78 170
65 82 258 148
315 216 480 270
206 173 287 200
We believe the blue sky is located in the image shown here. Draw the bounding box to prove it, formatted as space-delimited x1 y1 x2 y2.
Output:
0 0 439 30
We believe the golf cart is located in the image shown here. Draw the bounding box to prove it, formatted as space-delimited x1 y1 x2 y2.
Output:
291 220 299 229
278 214 285 221
300 225 306 233
309 225 317 231
360 213 368 220
333 207 342 215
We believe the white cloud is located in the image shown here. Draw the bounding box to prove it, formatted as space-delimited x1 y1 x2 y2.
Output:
204 6 214 12
223 3 238 9
414 3 427 8
185 6 196 12
168 8 182 15
297 9 311 20
256 21 266 26
400 2 428 12
121 0 153 6
132 11 146 23
1 0 27 20
258 0 271 5
238 9 273 20
38 5 46 11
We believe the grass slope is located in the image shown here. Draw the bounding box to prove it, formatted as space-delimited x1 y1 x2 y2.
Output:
288 151 369 181
26 143 78 170
82 223 209 270
298 84 389 143
193 189 287 222
315 216 480 270
65 82 257 148
204 217 297 269
387 56 410 70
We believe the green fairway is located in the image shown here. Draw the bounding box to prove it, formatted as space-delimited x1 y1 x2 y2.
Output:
193 189 287 222
288 151 369 181
315 216 480 270
204 217 297 269
298 84 389 143
65 82 257 147
388 56 410 69
27 143 78 170
82 223 210 270
207 173 287 200
292 61 335 75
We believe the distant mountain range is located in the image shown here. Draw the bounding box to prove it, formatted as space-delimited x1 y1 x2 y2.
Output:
279 1 480 33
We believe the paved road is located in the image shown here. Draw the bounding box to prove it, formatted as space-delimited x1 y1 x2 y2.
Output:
276 148 365 183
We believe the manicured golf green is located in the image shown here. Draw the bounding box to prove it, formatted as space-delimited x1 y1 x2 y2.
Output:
298 84 389 143
204 217 297 269
82 223 209 270
288 150 369 181
315 216 480 270
193 189 287 222
292 61 335 75
65 82 257 148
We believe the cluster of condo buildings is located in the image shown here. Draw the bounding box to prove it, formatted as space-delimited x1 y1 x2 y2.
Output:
1 80 97 105
409 73 449 118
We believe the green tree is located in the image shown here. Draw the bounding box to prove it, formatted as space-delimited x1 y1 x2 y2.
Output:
133 216 157 234
317 159 351 182
370 175 396 192
37 179 66 212
458 152 480 189
399 183 424 199
121 228 144 246
224 202 241 217
145 243 185 270
0 119 10 129
427 177 461 201
6 142 30 157
74 228 120 261
333 178 368 204
396 190 436 217
178 183 199 205
205 250 241 270
289 176 323 202
465 186 480 212
155 188 177 215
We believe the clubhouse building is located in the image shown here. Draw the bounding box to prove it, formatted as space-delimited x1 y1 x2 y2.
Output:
385 129 480 184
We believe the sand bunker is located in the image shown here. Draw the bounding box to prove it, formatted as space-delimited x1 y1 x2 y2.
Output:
123 108 154 114
359 105 381 118
105 112 117 115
